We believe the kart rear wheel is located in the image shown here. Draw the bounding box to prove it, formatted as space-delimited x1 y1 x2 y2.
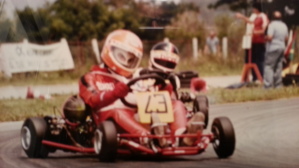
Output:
21 117 49 158
94 120 117 162
211 117 235 158
193 95 209 128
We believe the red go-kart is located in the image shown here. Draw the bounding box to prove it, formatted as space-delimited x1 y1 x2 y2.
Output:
21 74 236 162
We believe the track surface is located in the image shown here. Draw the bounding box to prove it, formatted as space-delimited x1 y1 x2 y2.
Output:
1 97 299 168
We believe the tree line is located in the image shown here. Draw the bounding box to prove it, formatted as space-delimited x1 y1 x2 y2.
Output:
0 0 201 43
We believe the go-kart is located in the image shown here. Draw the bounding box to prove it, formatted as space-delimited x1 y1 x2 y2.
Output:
21 74 236 162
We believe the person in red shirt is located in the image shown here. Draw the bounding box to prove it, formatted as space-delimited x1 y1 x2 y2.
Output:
236 2 269 82
79 29 149 136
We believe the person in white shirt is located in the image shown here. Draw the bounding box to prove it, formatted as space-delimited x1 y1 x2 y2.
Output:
264 11 288 88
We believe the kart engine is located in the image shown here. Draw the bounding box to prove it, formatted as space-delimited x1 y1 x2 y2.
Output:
46 115 95 148
67 118 95 147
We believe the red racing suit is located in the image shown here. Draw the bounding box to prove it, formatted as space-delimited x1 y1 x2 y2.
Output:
134 68 188 135
163 82 188 135
79 65 149 135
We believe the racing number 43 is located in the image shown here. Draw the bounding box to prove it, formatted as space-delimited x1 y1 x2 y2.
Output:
136 91 174 124
145 93 167 114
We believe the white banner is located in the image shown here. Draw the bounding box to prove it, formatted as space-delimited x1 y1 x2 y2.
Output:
0 38 74 76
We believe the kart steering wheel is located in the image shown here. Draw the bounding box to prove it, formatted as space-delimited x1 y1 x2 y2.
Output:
120 74 166 108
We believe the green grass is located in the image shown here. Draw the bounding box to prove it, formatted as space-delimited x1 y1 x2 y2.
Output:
207 86 299 104
0 86 299 122
0 94 71 122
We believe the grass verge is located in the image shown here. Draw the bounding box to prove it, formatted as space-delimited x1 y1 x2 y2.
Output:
208 86 299 104
0 86 299 122
0 94 71 122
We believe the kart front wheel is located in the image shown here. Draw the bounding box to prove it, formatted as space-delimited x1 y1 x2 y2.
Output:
193 95 209 128
211 117 235 158
21 117 49 158
94 120 117 162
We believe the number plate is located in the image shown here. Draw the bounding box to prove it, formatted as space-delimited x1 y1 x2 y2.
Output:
135 91 174 124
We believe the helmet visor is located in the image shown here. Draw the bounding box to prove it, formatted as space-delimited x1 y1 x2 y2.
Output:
154 58 177 70
111 46 140 69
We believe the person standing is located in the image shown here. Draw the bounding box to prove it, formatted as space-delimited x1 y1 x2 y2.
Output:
236 2 269 82
204 30 220 56
264 11 288 88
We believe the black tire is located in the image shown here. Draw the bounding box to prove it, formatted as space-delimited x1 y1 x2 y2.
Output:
211 117 235 158
193 95 209 128
94 121 118 162
20 117 49 158
282 74 299 86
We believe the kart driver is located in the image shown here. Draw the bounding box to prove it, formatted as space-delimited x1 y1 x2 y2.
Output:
137 41 206 146
79 29 149 137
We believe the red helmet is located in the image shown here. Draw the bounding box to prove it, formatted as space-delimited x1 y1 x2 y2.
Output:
149 41 180 72
101 29 143 77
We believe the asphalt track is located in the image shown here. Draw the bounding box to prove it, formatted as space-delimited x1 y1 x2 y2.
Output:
1 97 299 168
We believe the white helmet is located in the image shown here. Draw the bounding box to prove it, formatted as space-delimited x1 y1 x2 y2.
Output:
149 41 179 72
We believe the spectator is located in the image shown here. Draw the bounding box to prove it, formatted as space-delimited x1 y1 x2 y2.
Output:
236 2 269 82
204 30 220 56
264 11 288 88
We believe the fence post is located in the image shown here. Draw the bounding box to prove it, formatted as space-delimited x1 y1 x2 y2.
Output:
192 37 198 60
91 39 101 64
222 37 228 60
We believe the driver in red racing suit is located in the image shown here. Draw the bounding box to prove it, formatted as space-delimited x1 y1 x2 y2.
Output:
137 41 206 146
79 29 149 136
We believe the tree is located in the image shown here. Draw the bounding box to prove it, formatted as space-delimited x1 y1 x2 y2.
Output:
209 0 275 14
48 0 108 41
134 1 200 40
214 14 245 55
165 11 205 56
13 0 203 42
16 7 51 43
41 0 144 41
211 0 251 11
165 11 204 41
0 10 15 42
214 14 233 39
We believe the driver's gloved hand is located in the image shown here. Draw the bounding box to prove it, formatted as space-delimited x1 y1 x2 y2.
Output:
113 82 129 98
